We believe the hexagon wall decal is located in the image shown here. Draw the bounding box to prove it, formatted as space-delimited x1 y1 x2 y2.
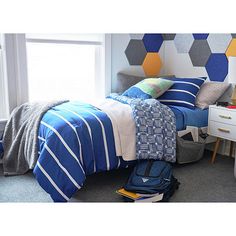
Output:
226 39 236 57
142 34 163 52
206 53 228 82
129 34 144 40
193 34 209 40
174 34 194 53
189 40 211 66
125 39 147 65
162 34 176 40
142 52 162 76
207 34 232 53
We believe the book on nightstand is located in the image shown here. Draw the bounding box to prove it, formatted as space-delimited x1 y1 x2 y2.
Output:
116 188 164 202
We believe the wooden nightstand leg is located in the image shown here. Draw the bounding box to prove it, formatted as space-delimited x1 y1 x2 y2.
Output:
229 141 234 157
211 138 221 164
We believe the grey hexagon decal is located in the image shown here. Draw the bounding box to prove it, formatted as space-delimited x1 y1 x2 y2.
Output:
162 34 176 40
125 39 147 65
207 34 232 53
189 40 211 67
174 34 194 53
129 34 144 40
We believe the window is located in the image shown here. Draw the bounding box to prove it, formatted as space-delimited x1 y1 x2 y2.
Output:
25 34 109 103
0 34 111 118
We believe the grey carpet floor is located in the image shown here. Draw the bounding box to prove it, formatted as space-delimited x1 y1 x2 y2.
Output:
0 150 236 202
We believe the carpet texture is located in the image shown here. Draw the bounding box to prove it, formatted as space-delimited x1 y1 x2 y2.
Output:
0 150 236 202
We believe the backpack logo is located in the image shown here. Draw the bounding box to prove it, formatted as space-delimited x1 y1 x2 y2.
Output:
142 178 149 183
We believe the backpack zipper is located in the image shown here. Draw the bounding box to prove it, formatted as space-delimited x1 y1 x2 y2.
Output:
144 160 154 176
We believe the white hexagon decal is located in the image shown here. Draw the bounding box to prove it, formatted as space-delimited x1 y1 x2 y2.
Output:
174 34 194 53
207 34 232 53
129 34 144 40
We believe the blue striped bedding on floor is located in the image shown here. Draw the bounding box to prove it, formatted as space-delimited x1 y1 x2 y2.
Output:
34 101 130 202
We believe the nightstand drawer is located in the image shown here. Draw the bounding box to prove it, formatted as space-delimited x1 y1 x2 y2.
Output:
210 107 236 125
208 120 236 141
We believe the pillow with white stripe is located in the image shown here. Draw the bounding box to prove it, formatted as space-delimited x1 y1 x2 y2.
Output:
157 77 206 109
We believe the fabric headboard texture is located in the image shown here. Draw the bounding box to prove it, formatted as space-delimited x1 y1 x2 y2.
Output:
116 72 145 93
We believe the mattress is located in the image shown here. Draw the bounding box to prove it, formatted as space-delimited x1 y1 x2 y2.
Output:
169 105 209 131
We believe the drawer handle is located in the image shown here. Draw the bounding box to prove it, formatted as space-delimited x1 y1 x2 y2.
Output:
218 128 230 133
219 114 232 119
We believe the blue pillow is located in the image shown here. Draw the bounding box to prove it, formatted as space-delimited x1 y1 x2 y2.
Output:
157 77 206 109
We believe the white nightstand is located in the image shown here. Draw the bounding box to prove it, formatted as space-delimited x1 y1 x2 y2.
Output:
208 105 236 163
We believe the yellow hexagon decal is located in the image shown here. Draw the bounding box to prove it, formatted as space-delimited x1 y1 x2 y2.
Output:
142 52 162 76
226 39 236 58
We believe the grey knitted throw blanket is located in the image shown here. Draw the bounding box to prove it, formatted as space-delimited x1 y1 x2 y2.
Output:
3 100 67 176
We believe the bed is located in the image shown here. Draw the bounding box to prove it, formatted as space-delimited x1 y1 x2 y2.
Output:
1 69 232 202
0 96 209 202
33 98 209 201
0 95 176 202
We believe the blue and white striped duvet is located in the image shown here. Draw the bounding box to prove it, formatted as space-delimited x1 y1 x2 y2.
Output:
34 101 128 202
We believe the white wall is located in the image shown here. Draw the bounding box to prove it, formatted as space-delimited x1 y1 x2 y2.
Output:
111 34 130 91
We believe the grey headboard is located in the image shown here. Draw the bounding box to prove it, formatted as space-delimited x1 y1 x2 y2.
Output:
115 72 232 104
115 72 175 93
116 72 145 93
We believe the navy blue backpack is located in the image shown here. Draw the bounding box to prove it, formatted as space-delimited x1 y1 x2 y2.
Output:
124 159 177 195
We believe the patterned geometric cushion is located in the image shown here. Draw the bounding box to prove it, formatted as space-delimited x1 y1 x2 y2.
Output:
122 78 174 99
158 77 206 109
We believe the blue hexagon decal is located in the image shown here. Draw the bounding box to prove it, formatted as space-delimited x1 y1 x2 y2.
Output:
193 34 209 40
206 53 228 81
142 34 163 52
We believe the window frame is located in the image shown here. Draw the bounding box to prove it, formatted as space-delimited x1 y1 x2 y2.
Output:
25 34 111 102
3 34 29 114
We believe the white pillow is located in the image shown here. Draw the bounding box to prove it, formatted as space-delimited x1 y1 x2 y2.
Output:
196 82 230 109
